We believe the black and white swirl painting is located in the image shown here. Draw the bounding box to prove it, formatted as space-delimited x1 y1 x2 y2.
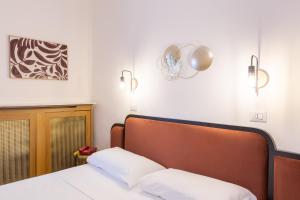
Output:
9 36 68 80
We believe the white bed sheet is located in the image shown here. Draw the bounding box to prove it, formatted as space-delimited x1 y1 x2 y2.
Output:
0 164 159 200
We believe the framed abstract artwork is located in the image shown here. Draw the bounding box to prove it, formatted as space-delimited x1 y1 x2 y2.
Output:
9 36 68 80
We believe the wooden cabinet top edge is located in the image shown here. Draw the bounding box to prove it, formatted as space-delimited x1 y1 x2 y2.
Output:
0 104 94 110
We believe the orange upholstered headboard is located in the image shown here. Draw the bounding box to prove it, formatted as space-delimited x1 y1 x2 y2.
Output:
274 153 300 200
110 123 124 148
111 115 299 200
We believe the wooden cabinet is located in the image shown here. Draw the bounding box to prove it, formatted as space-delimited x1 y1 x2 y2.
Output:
0 104 93 184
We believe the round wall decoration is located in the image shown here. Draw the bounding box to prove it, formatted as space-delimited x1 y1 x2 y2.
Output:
160 43 213 80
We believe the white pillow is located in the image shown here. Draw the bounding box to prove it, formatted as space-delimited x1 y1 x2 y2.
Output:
139 168 257 200
87 147 165 188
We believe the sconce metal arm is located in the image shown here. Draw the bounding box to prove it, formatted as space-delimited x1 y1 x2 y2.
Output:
121 70 133 79
251 55 259 67
250 55 259 96
121 69 134 91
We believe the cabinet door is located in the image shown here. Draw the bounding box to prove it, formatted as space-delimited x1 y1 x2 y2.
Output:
0 111 36 185
45 111 91 173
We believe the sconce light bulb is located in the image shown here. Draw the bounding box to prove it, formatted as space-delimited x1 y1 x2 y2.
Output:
120 76 125 89
248 65 256 88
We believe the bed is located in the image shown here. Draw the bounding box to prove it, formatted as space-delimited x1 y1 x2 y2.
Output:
0 164 158 200
0 114 300 200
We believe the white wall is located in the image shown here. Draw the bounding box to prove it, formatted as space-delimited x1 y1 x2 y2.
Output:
0 0 93 105
2 0 298 154
93 0 300 154
92 0 135 147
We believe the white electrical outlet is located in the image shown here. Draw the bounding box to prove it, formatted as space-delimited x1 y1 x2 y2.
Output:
250 112 267 123
130 104 138 112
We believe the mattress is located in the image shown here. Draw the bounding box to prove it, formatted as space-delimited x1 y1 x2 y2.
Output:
0 164 158 200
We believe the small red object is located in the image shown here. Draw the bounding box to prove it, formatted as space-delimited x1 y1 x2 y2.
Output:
79 146 97 155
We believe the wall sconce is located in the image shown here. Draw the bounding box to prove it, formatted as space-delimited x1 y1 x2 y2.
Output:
248 55 269 96
120 69 138 92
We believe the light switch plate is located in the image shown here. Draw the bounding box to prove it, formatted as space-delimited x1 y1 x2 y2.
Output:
130 104 138 112
250 112 267 123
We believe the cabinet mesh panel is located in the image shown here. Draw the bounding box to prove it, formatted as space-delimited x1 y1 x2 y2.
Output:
51 116 86 172
0 120 30 185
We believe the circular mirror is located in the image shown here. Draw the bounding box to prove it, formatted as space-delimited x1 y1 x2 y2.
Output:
161 45 182 80
189 46 213 71
163 45 181 68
